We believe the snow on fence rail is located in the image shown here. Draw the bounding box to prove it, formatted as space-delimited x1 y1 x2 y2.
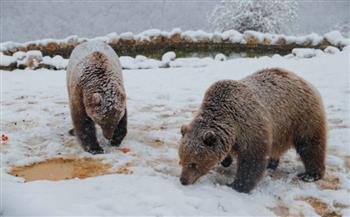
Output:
1 29 349 57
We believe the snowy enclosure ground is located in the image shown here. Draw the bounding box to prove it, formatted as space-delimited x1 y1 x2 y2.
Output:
1 50 349 216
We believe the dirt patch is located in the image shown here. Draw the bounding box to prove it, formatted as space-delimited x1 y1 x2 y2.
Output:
115 162 134 175
317 173 341 190
330 124 350 129
345 156 350 170
147 158 179 176
299 197 341 217
5 119 39 132
9 158 111 182
159 111 176 118
269 205 291 217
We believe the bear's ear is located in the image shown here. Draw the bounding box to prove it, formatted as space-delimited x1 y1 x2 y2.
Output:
203 131 217 147
92 93 102 105
180 125 189 136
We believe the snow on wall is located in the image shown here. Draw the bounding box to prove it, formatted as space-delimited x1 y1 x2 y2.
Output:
1 29 349 56
0 45 347 71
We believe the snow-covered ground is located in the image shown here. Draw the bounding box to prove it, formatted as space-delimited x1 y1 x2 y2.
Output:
1 50 349 216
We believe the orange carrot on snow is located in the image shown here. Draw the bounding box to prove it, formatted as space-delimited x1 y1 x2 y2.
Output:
2 134 9 143
119 147 130 153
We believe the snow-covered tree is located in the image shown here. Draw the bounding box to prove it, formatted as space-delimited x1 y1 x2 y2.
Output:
208 0 298 33
333 21 350 37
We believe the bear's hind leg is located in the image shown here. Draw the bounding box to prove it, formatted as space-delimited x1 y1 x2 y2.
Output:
111 109 127 147
294 132 326 182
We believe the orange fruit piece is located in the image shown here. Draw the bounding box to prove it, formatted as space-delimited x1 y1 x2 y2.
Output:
2 134 9 142
119 147 130 153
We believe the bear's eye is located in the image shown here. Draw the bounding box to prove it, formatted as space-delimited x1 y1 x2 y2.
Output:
189 163 198 170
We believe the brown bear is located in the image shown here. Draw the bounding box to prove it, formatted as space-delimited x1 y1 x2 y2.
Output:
66 41 127 154
178 68 327 193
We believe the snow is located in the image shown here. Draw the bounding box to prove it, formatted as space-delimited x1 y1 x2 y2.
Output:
324 46 340 54
135 29 162 40
134 56 163 69
161 51 176 63
244 31 265 43
119 56 163 70
221 29 244 43
12 51 26 60
291 48 323 58
0 53 16 66
343 44 350 51
214 53 227 61
324 31 349 46
119 56 138 70
119 32 134 40
181 30 212 42
301 33 323 46
41 55 69 70
14 50 43 69
1 49 350 216
25 50 42 57
169 57 215 68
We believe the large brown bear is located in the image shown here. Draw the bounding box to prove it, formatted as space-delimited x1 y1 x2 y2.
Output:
178 68 327 193
67 41 127 154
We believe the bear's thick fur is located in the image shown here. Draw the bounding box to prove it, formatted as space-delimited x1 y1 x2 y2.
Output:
179 68 327 193
67 41 127 154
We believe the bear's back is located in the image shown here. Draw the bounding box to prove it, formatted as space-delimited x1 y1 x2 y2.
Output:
66 40 122 83
241 68 325 144
241 68 323 115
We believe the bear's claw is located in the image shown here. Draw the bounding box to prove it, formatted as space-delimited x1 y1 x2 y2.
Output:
110 138 122 147
85 146 104 155
267 158 279 170
297 172 322 182
228 180 252 193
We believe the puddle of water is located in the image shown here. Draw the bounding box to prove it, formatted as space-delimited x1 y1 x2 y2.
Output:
10 158 111 182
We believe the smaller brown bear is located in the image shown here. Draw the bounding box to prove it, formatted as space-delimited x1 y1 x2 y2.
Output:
67 41 127 154
178 68 327 193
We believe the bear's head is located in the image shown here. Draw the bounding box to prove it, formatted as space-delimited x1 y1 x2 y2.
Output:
178 122 231 185
84 91 125 139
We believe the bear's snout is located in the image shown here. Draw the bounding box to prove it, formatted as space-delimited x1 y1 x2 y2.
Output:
102 126 115 139
180 177 189 185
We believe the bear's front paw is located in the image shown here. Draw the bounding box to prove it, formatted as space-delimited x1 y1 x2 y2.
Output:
229 180 252 193
297 172 322 182
267 158 279 170
110 138 122 147
85 145 104 155
221 156 233 167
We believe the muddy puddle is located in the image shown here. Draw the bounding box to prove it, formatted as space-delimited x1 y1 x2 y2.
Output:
10 158 111 182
